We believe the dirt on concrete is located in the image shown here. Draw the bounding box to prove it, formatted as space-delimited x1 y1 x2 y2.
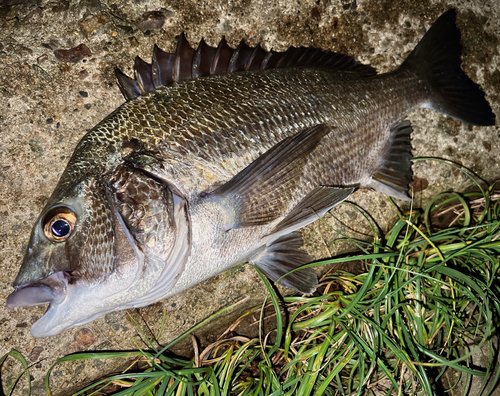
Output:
0 0 499 395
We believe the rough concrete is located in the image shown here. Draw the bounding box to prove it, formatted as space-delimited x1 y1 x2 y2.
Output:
0 0 498 395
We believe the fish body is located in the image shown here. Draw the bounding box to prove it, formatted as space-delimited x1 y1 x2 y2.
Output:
7 9 495 337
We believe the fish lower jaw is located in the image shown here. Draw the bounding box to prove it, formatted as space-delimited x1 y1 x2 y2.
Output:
6 271 69 310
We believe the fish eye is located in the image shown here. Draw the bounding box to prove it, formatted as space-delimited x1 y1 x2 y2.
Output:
51 220 70 237
43 208 77 242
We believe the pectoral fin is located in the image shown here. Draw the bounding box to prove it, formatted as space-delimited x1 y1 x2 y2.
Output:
211 124 331 228
267 186 354 236
250 232 317 294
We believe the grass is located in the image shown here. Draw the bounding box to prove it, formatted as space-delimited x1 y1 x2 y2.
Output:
2 178 500 395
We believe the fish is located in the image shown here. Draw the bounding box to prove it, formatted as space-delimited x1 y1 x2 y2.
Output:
6 9 495 337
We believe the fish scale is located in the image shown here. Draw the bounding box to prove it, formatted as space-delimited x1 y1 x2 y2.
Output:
6 10 496 337
105 68 414 196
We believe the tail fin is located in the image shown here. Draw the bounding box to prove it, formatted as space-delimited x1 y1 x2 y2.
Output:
402 9 495 126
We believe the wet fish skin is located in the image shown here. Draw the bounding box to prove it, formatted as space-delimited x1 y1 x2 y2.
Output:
32 70 418 265
14 67 419 287
62 67 419 197
6 9 495 337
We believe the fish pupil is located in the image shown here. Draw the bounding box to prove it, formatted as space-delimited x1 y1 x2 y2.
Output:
51 220 70 237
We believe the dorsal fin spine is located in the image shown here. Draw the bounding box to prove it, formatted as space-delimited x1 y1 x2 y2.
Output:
210 37 224 75
250 45 268 70
211 37 233 75
134 56 154 95
191 40 202 78
245 45 260 71
151 45 161 88
316 50 331 65
296 48 312 66
173 33 194 82
260 51 273 69
115 68 140 100
227 41 241 73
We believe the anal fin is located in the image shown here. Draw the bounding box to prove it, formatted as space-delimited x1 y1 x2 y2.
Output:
366 120 413 201
268 186 354 236
250 232 317 294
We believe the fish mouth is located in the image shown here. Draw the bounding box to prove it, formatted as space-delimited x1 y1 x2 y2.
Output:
6 271 69 309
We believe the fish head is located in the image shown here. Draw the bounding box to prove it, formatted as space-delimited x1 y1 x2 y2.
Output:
7 166 190 337
13 178 119 285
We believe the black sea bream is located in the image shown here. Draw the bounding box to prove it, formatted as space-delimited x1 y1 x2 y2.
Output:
6 9 495 337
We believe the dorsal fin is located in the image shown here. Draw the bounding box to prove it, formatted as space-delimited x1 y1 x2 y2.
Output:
211 37 233 75
115 33 378 101
116 68 141 100
173 33 195 82
152 44 175 87
134 56 154 95
193 39 217 78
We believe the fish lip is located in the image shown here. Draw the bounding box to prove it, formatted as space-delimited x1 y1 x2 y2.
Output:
6 271 69 310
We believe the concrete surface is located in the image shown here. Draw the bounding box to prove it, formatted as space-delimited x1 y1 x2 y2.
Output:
0 0 499 394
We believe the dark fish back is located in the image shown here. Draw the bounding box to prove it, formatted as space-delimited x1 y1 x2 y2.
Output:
57 64 427 210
